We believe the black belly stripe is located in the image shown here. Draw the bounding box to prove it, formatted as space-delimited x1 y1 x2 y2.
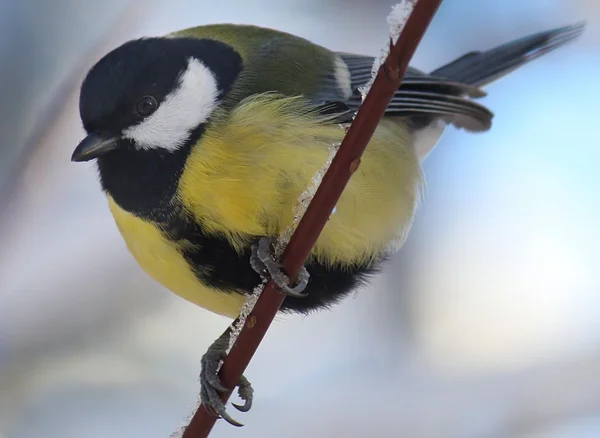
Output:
157 206 383 314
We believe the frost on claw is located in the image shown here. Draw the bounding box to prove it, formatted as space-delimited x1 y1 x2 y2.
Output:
359 0 417 100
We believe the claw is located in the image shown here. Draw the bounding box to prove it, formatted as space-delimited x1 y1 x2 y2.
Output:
232 375 254 412
201 351 228 393
200 383 220 418
271 265 310 297
199 322 255 427
249 242 267 275
250 237 310 297
232 401 251 413
214 404 244 428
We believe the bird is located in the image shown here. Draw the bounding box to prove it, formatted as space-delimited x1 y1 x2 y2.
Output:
71 21 585 425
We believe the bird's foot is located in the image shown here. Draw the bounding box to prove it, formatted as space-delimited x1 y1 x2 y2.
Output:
200 329 254 427
250 236 310 298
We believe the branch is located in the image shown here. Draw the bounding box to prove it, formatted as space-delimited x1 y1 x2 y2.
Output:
181 1 443 436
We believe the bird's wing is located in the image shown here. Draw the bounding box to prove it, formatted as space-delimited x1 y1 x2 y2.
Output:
175 25 492 131
327 53 494 132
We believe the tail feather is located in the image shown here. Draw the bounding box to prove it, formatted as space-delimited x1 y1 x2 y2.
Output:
430 22 586 87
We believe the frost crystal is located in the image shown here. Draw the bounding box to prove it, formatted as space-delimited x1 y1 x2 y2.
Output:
358 0 417 100
275 141 340 255
228 279 267 350
169 403 197 438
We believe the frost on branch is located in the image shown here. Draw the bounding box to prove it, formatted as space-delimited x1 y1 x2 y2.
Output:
359 0 417 99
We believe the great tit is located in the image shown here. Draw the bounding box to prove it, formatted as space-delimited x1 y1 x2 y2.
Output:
71 22 584 424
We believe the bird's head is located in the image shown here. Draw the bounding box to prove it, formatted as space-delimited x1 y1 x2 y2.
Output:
71 37 242 162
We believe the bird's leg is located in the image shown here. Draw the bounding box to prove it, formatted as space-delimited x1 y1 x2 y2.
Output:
200 319 254 427
250 236 310 298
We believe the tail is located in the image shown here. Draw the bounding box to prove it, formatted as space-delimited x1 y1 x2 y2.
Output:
430 22 585 87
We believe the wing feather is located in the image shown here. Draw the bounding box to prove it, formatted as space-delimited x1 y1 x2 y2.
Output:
329 53 493 132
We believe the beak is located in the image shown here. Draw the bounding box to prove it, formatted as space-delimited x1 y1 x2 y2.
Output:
71 132 119 162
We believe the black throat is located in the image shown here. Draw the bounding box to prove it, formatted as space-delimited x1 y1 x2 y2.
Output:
96 127 202 222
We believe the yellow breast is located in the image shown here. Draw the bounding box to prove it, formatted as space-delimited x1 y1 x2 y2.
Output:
107 197 245 318
178 95 424 266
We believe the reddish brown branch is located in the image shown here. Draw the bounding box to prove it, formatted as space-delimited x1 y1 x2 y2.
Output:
181 1 443 436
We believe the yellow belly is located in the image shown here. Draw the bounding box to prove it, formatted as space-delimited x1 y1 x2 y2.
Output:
107 196 245 318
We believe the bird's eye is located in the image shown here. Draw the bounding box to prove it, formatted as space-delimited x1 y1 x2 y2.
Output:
134 96 158 117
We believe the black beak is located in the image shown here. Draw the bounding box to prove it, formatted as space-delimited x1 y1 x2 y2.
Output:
71 133 119 162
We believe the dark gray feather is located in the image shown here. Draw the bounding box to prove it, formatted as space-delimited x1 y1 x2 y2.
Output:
334 53 493 131
315 23 584 132
431 22 585 86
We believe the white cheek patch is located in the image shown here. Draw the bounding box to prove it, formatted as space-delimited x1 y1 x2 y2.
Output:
123 58 219 151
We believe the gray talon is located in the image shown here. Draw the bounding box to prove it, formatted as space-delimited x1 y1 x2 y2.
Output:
199 322 255 427
200 381 220 418
201 350 228 393
215 404 243 428
272 265 310 297
249 242 267 275
250 237 310 297
232 375 254 412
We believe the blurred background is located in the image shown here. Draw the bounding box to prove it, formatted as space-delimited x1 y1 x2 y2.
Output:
1 0 599 437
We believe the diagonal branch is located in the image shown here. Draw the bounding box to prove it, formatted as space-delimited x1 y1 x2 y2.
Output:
181 1 443 436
